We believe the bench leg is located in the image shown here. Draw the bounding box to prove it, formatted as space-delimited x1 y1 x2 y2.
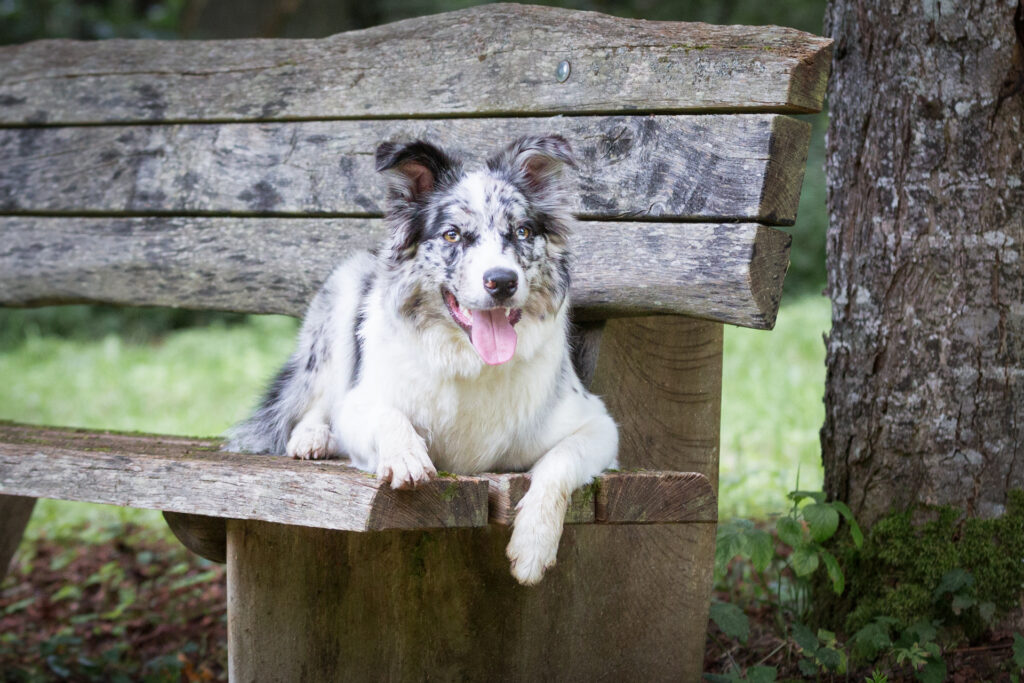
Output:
590 316 723 486
1 494 36 580
226 519 714 681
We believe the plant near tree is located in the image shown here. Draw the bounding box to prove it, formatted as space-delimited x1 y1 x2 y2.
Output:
707 489 863 680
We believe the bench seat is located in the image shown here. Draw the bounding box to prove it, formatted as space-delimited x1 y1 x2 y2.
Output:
0 420 716 563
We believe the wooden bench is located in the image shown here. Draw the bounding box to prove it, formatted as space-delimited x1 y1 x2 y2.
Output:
0 5 830 680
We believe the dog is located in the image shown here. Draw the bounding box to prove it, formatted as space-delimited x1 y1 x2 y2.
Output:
227 134 619 585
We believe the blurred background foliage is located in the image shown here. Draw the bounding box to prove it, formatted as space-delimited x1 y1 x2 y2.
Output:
0 0 830 515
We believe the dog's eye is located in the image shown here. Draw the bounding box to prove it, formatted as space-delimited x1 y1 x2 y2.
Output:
515 226 532 240
443 228 462 243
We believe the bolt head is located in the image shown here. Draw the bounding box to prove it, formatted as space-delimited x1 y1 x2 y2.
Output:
555 60 571 83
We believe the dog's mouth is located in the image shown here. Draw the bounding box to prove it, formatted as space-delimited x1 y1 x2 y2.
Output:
442 288 523 366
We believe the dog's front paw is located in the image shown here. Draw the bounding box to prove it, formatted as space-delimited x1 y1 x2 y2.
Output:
287 422 333 460
506 491 566 586
377 437 436 490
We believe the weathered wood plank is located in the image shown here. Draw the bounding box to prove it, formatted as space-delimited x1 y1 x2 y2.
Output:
0 5 832 125
0 115 810 224
0 216 791 329
484 471 717 525
0 494 35 581
227 520 716 681
595 471 717 523
591 318 724 487
483 473 597 525
0 423 489 532
159 470 719 564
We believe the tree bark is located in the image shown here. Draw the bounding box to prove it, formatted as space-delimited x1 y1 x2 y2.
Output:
823 0 1024 528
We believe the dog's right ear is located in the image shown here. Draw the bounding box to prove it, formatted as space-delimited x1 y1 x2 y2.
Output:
375 141 458 204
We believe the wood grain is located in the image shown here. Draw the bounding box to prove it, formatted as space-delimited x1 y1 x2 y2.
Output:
0 494 35 581
590 317 724 487
0 422 489 532
227 519 716 681
485 471 717 525
0 5 832 125
0 115 810 225
0 216 791 329
596 471 717 523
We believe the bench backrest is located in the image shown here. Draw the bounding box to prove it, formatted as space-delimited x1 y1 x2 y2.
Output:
0 4 829 331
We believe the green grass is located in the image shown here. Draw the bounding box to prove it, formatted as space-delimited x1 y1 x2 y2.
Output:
720 295 830 517
1 313 299 542
0 296 830 535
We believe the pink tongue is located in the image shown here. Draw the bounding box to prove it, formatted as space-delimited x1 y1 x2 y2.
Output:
470 309 517 365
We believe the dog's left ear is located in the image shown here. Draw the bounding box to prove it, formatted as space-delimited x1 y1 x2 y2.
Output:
488 134 577 198
375 140 458 204
375 140 459 261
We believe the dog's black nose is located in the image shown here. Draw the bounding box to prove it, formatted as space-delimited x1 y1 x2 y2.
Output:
483 268 518 300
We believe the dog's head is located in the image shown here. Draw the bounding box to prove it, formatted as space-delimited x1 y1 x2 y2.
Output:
375 135 575 366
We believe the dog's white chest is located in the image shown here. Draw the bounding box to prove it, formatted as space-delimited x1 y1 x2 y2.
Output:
400 362 556 473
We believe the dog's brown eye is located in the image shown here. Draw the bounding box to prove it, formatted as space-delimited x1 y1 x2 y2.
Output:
516 226 532 240
443 228 461 243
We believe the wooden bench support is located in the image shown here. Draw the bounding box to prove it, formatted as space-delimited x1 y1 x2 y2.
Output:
0 494 35 580
226 520 715 681
592 317 724 486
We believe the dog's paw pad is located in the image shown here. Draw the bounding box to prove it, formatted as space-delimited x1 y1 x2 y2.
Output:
286 423 332 460
377 444 436 490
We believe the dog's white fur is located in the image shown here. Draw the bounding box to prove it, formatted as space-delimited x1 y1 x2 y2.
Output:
228 136 618 585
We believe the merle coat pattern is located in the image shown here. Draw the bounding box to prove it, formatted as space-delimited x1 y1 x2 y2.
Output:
228 135 619 585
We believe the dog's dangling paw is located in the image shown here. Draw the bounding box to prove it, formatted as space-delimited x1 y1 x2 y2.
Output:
506 493 565 586
286 422 333 460
377 437 437 490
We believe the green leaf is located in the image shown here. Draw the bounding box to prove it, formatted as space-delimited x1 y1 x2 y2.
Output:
715 519 753 574
797 658 818 676
817 628 837 645
820 550 845 594
933 568 974 599
709 601 749 643
951 594 976 615
905 620 938 644
915 656 947 683
816 646 842 672
746 665 778 683
788 490 826 504
830 500 864 547
747 528 774 573
776 516 804 547
852 621 893 660
1013 632 1024 667
791 622 819 653
51 584 82 602
3 597 35 616
803 503 840 543
790 545 820 576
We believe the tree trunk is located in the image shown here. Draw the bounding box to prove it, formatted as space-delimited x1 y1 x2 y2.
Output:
823 0 1024 528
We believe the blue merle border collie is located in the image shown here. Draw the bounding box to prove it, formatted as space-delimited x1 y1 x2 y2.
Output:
227 135 619 585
